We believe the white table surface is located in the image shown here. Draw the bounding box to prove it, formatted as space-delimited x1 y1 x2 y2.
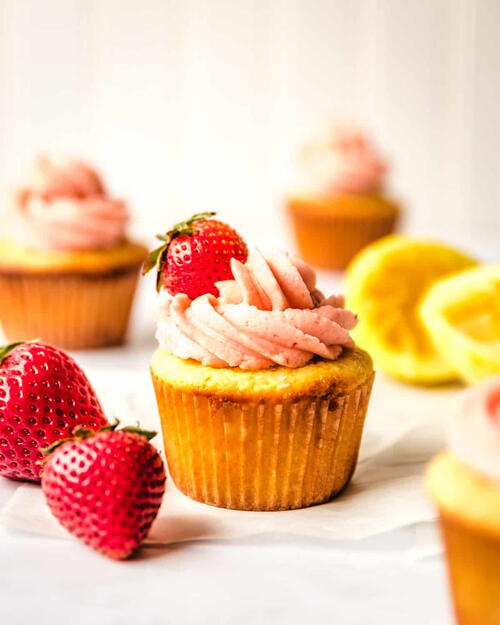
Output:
0 314 456 625
0 524 450 625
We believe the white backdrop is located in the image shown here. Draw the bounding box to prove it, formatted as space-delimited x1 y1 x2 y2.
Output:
0 0 499 251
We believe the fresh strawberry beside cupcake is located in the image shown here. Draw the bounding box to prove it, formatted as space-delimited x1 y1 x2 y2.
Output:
42 422 166 560
0 155 147 349
0 340 166 559
147 213 374 511
0 341 108 481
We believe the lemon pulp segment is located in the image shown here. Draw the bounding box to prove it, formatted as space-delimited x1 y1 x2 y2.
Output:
421 264 500 383
345 235 476 383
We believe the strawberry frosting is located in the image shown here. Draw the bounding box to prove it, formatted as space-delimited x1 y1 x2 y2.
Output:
299 123 387 195
450 377 500 481
156 248 357 370
9 155 129 251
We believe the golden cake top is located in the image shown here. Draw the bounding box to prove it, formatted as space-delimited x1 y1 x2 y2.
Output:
427 377 500 535
151 346 373 401
0 238 147 274
427 452 500 537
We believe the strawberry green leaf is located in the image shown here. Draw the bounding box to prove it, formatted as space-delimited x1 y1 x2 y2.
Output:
41 437 76 458
41 421 156 459
142 243 167 276
121 426 157 441
0 341 25 366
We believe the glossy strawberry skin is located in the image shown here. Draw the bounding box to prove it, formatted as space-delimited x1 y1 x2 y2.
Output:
161 219 247 299
42 430 166 560
0 343 107 482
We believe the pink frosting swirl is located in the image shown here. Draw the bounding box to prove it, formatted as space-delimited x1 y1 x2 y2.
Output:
10 155 129 251
300 124 387 195
156 248 357 370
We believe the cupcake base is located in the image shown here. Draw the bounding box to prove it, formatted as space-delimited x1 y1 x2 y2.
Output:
151 351 374 511
438 512 500 625
427 453 500 625
0 266 141 349
287 194 400 270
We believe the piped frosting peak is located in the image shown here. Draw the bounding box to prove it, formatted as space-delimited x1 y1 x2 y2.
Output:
156 248 357 370
299 123 388 195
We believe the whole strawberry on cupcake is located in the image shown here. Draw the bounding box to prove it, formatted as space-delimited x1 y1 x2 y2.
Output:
145 212 374 511
0 155 147 349
143 212 248 297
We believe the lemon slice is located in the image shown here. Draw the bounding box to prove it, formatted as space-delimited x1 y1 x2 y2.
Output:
345 235 476 383
420 264 500 383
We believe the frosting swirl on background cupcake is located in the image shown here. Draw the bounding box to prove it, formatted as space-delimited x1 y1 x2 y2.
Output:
10 155 129 251
450 377 500 481
156 248 357 370
299 123 387 195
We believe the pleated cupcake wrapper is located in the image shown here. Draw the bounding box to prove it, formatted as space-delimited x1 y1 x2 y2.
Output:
151 372 374 511
438 511 500 625
0 267 140 349
289 211 397 270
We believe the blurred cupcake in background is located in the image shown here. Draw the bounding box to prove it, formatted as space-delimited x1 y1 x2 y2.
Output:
426 377 500 625
287 123 401 270
0 155 147 348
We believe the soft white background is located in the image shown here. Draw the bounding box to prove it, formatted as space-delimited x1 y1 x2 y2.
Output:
0 0 499 252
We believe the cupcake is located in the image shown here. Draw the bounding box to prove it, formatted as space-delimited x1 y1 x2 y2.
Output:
0 155 147 349
147 213 374 511
427 378 500 625
287 123 401 270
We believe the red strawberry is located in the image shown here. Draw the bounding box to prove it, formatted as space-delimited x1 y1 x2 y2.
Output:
143 211 248 299
0 342 107 482
41 424 166 560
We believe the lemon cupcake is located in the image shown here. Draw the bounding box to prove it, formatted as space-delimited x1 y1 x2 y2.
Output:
0 155 147 349
427 377 500 625
148 213 374 511
287 123 401 270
